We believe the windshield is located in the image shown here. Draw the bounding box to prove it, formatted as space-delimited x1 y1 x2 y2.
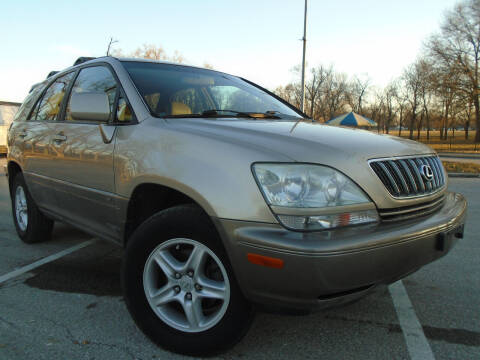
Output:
122 61 303 119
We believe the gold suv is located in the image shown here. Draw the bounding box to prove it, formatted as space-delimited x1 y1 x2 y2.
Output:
6 57 467 356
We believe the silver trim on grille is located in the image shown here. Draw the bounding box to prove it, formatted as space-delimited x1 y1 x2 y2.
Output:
378 195 446 222
369 155 446 199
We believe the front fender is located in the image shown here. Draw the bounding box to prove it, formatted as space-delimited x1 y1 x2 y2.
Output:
113 119 287 223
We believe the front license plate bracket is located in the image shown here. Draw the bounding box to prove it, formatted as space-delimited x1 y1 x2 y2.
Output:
436 224 464 252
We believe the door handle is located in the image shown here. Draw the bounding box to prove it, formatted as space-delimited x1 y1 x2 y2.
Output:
18 129 27 138
53 134 67 142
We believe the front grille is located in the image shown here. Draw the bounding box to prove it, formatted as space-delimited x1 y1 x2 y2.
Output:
369 155 446 198
378 195 446 222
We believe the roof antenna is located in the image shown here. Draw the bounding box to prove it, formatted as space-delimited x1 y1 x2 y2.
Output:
106 37 119 56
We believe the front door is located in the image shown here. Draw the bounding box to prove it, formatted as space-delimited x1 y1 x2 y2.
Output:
50 65 120 240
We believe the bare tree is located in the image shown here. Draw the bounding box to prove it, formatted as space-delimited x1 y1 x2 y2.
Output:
383 81 398 133
366 89 384 133
426 0 480 141
275 64 349 121
305 65 330 119
463 99 474 138
349 74 370 114
132 44 167 60
403 61 423 139
170 50 185 64
418 60 435 140
432 70 458 140
112 44 185 63
274 83 301 109
393 83 408 137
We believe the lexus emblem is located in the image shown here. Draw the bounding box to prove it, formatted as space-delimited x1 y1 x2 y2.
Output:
420 164 434 182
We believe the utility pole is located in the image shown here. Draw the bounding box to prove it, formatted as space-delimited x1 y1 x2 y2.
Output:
300 0 307 113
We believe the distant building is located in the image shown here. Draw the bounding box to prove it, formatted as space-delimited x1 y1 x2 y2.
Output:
0 101 21 154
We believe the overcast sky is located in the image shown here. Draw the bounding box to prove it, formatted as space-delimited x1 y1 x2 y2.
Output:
1 0 458 102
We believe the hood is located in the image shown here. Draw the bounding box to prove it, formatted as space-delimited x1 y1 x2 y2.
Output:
166 118 434 163
162 118 441 209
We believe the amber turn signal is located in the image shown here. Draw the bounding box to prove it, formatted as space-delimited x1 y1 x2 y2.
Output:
247 253 284 269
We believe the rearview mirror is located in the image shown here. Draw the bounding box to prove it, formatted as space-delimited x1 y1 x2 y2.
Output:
70 92 110 121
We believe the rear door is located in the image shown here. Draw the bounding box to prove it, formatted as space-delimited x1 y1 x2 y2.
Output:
20 72 75 213
50 65 122 239
7 84 45 167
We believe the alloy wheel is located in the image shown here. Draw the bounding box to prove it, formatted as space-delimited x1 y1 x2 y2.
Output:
142 238 230 333
15 186 28 231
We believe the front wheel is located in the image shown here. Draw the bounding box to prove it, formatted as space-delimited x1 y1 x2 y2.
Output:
122 205 254 356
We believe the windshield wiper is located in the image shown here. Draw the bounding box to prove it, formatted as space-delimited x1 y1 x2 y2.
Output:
162 109 282 119
201 109 281 119
162 113 204 118
161 110 253 119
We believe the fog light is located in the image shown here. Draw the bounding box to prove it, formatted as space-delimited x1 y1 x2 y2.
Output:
277 210 379 231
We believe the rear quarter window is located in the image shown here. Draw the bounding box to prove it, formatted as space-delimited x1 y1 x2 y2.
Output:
13 83 46 122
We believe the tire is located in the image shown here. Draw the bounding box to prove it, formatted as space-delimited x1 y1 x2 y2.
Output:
122 204 254 356
11 172 54 244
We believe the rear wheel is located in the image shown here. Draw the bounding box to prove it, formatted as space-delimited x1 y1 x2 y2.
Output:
11 173 54 243
122 204 254 356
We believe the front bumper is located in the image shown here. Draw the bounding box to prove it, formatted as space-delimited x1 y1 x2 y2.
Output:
214 192 467 310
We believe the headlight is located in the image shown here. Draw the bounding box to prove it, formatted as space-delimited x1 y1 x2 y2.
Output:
252 163 379 231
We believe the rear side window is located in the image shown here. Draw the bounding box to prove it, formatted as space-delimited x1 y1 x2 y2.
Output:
14 83 46 122
65 66 117 121
31 72 75 121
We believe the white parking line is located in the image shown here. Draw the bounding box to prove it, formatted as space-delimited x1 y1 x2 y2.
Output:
389 280 435 360
0 239 96 285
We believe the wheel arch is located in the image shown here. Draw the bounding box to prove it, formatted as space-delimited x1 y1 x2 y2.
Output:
7 160 22 194
123 182 219 246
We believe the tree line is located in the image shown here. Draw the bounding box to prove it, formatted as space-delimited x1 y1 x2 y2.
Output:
274 0 480 142
110 43 214 70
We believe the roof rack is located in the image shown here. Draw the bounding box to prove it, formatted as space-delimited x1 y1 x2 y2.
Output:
29 83 42 93
47 71 59 79
73 57 96 66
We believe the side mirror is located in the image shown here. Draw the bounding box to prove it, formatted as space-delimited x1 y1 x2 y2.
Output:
70 92 110 121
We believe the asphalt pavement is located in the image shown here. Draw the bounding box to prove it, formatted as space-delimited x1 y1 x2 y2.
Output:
0 157 478 360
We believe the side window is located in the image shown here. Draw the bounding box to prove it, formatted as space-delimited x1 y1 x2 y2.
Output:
65 66 117 121
31 73 74 121
16 83 46 122
116 94 134 122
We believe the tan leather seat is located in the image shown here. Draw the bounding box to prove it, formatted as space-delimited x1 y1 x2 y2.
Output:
171 102 192 115
46 91 65 118
117 100 133 122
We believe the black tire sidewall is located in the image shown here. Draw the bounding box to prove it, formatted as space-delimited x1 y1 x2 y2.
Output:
122 205 254 356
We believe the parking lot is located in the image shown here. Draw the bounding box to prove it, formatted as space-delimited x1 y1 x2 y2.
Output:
0 157 478 360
